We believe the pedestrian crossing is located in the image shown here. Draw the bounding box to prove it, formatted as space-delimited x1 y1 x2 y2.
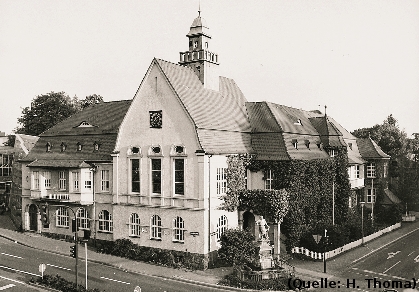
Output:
0 284 15 290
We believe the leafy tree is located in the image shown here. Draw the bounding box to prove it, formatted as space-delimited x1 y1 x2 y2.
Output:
15 92 80 136
80 94 104 109
3 135 15 147
217 228 259 268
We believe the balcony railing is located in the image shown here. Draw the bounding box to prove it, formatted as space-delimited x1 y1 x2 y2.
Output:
349 178 364 189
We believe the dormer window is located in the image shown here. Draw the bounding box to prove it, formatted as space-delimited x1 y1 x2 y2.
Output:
193 41 198 49
329 149 336 157
317 142 322 149
77 142 83 151
348 143 353 150
304 140 310 149
294 119 303 126
292 139 298 149
60 142 67 152
46 142 52 152
93 142 100 151
76 121 95 128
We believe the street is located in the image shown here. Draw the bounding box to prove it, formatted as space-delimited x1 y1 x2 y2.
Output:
0 237 232 292
305 226 419 292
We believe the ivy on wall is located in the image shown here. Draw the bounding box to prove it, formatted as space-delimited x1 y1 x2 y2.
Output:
221 150 352 251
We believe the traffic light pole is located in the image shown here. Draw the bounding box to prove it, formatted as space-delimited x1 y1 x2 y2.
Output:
75 229 78 287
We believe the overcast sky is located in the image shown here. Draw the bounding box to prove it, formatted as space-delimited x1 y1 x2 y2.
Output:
1 0 418 137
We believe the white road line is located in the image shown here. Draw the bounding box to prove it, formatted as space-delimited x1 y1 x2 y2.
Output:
0 284 15 290
383 260 401 274
100 276 130 285
408 251 415 256
0 275 25 284
46 263 71 271
0 252 23 259
0 265 40 277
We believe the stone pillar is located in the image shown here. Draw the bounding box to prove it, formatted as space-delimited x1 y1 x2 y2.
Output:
273 221 281 258
24 211 29 231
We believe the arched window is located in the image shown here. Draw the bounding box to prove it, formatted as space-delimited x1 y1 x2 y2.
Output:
150 215 162 239
56 207 69 227
76 208 89 230
216 215 228 240
129 213 141 237
173 216 185 243
98 210 113 232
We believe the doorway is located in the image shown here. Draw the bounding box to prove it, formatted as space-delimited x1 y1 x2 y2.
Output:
29 204 38 231
242 211 255 237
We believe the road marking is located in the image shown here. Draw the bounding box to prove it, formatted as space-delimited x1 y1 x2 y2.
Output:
415 255 419 263
383 260 401 274
387 251 400 259
0 252 23 259
0 284 15 290
46 263 71 271
0 275 25 284
408 251 415 256
0 265 40 277
100 276 130 285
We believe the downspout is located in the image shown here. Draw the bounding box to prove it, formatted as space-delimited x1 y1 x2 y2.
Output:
208 154 212 256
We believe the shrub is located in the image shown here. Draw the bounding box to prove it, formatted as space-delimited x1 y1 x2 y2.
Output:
30 274 102 292
218 273 288 290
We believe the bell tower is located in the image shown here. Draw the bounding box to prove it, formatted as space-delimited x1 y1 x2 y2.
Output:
179 10 219 91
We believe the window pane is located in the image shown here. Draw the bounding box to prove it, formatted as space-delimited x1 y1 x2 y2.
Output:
131 159 140 192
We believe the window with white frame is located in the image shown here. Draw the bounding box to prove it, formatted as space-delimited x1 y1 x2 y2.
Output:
354 165 360 179
129 213 141 237
59 171 66 190
216 168 227 195
367 162 376 178
0 154 12 176
56 207 69 227
173 216 185 242
33 171 40 190
72 171 79 191
44 171 51 188
174 159 184 195
151 215 162 239
84 171 92 189
151 159 161 194
98 210 113 232
329 149 336 157
131 159 140 193
264 170 274 190
76 207 89 229
216 215 228 240
101 170 110 192
383 163 388 178
367 189 376 203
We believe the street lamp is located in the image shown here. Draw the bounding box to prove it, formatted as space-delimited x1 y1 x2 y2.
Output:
360 201 365 245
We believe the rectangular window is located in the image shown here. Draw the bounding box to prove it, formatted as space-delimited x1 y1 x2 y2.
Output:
174 159 184 195
84 171 92 189
101 170 110 192
216 168 227 195
59 171 66 190
56 207 69 227
355 165 360 179
131 159 140 193
367 189 376 203
33 171 40 190
367 162 376 178
151 159 161 194
264 170 274 190
44 171 51 188
72 172 79 191
0 154 12 176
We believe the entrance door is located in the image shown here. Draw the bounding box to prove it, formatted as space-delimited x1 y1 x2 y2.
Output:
243 211 255 237
29 204 38 231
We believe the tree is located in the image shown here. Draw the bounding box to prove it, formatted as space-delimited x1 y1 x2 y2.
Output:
80 94 104 109
217 228 259 268
16 92 80 136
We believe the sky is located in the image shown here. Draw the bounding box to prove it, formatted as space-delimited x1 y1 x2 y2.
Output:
1 0 419 137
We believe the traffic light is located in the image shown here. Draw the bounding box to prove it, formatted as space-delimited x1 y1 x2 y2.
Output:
40 204 49 225
70 245 77 258
83 229 91 241
71 218 77 233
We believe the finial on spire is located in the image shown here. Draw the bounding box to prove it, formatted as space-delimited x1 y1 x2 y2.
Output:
198 0 201 16
324 105 327 116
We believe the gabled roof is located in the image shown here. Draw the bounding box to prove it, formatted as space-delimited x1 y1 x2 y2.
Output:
155 58 252 154
14 134 39 155
23 100 131 164
357 137 391 160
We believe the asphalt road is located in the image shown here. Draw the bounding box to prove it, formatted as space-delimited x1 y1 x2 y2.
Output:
299 227 419 292
0 237 233 292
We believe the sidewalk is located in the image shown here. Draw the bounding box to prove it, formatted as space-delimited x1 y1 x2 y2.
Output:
1 212 418 291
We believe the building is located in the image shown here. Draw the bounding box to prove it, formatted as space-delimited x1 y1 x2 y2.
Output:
0 131 13 207
20 11 391 262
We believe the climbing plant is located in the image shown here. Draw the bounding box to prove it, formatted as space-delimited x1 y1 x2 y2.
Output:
221 150 352 251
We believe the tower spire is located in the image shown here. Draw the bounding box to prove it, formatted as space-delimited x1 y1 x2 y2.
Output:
198 1 201 16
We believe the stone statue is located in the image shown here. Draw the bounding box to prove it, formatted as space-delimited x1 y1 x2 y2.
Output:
256 215 270 240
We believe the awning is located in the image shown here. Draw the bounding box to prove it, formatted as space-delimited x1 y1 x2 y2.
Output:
27 159 92 168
